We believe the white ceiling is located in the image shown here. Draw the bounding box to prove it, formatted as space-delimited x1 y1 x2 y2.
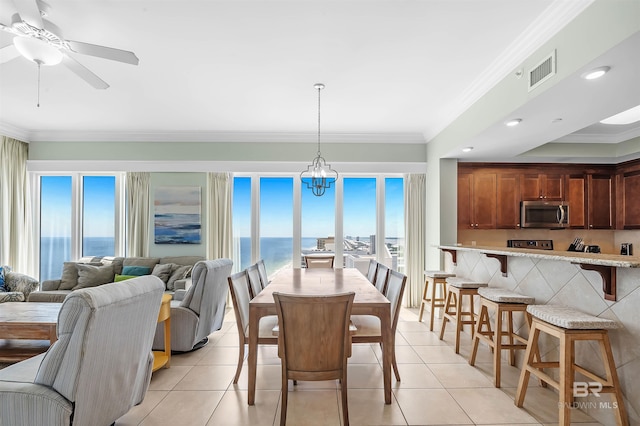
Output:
0 0 638 163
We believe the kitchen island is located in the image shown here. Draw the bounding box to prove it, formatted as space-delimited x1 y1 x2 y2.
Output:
438 244 640 426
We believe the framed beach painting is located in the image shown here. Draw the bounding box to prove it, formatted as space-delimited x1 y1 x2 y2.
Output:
154 186 202 244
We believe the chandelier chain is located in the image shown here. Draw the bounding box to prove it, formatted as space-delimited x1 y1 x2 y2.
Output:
317 84 322 156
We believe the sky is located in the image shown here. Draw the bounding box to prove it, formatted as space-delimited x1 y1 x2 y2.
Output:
40 174 403 240
233 176 404 238
41 175 115 238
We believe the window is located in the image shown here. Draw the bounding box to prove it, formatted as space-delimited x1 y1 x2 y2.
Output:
40 176 72 281
385 177 405 272
233 174 404 276
301 181 335 267
343 177 376 268
36 173 123 281
259 177 293 277
82 176 116 257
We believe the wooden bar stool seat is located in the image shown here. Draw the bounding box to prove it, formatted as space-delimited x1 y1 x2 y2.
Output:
469 287 535 388
439 277 488 353
418 271 455 331
515 304 628 426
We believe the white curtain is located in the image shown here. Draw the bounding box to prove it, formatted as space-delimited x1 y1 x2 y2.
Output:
404 173 426 308
207 172 233 260
0 136 33 275
126 172 150 257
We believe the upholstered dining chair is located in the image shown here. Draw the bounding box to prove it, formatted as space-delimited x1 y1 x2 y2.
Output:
304 255 335 268
273 291 355 426
246 263 263 299
227 270 278 383
256 259 269 287
351 269 407 381
366 259 378 283
373 263 390 293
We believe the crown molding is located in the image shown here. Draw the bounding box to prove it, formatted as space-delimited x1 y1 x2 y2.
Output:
20 130 426 144
425 0 595 141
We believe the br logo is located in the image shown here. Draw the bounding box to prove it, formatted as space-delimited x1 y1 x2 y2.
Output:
573 382 603 397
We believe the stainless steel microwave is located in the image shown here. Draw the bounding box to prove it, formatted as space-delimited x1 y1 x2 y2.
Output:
520 201 569 228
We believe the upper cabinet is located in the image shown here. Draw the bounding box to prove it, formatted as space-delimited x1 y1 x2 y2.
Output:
458 161 639 231
566 174 586 228
588 174 614 229
458 172 497 229
521 173 564 201
496 173 521 229
617 162 640 229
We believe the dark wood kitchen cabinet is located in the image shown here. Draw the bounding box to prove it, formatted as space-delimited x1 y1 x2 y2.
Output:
618 166 640 229
521 173 564 201
588 174 614 229
566 174 586 228
496 173 520 228
458 172 496 229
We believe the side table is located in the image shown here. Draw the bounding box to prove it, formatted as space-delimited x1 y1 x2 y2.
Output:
152 294 172 372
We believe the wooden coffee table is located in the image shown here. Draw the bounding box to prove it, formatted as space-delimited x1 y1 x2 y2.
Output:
0 302 61 363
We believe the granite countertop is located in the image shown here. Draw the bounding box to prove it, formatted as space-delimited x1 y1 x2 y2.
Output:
438 245 640 268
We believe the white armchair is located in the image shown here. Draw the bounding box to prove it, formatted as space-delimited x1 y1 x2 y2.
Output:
153 258 233 352
0 275 165 426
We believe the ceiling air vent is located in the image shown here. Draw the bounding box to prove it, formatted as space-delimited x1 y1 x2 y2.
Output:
528 50 556 92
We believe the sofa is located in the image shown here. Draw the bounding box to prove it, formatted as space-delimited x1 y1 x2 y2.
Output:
27 255 204 303
0 266 39 303
0 275 165 426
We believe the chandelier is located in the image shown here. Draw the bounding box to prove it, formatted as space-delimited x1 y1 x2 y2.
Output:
300 83 338 196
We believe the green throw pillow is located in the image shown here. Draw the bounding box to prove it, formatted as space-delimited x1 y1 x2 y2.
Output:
114 274 137 282
121 265 151 276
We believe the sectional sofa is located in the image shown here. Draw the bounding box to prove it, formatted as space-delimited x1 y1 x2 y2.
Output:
27 255 204 303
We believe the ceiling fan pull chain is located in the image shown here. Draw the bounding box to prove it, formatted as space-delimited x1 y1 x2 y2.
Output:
37 61 41 108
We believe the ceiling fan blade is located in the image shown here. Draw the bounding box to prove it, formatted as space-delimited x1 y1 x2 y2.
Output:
66 40 139 65
0 44 21 64
12 0 44 28
61 55 109 89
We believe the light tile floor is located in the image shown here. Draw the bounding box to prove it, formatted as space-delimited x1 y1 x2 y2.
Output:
116 307 603 426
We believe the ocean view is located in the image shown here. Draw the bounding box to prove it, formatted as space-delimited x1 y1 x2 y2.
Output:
40 236 400 281
40 236 324 281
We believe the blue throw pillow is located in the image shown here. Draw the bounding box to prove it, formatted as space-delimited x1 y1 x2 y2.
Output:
121 265 151 276
0 266 7 292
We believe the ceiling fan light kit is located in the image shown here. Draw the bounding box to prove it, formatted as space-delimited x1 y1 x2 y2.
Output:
13 36 62 65
1 0 139 101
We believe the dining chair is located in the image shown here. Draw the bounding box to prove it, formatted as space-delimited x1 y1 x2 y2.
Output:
246 263 263 299
227 270 278 383
256 259 269 287
351 269 407 381
304 255 335 268
373 263 390 293
273 291 355 426
366 259 378 283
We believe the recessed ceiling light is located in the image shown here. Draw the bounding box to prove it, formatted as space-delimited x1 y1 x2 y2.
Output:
505 119 522 127
600 105 640 125
581 66 610 80
462 147 474 152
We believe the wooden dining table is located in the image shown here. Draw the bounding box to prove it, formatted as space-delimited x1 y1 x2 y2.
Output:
247 267 392 405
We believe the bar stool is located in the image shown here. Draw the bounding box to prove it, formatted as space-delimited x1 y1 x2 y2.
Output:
515 305 628 426
418 271 455 331
469 287 535 388
439 277 488 353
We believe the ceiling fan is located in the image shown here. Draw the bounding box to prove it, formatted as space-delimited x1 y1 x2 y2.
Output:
0 0 138 91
